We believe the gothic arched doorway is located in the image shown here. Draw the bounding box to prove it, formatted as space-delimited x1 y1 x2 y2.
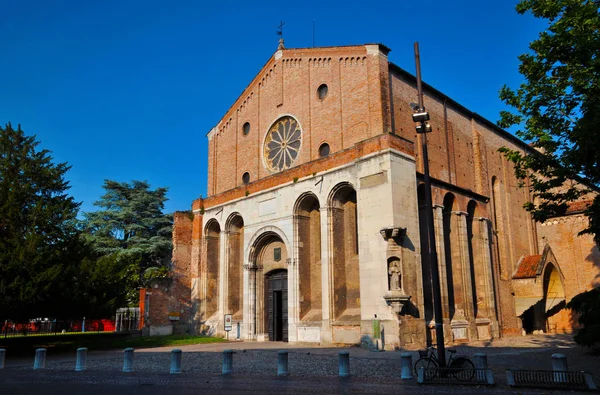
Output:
246 228 290 342
265 269 288 342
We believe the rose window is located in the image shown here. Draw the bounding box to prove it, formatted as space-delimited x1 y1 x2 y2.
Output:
264 116 302 172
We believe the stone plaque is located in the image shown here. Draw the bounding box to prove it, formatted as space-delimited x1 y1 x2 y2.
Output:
360 171 387 188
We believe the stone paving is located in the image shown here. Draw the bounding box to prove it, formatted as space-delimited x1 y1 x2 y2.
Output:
1 333 599 394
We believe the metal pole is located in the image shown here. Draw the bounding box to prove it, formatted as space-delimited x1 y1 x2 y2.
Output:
414 42 446 368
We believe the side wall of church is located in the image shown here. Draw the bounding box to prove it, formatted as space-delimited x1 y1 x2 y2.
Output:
388 66 598 337
205 45 392 197
388 68 540 336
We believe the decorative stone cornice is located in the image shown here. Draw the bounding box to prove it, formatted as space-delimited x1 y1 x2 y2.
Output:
379 227 407 241
383 291 411 315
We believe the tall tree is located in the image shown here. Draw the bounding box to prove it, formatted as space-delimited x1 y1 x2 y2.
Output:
0 123 82 321
498 0 600 242
82 180 173 300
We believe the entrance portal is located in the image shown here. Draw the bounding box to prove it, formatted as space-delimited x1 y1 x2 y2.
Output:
265 270 288 342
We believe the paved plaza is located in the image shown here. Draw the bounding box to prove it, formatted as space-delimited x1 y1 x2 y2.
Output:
1 334 599 394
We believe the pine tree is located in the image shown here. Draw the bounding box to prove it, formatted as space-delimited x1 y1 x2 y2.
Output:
0 123 81 321
82 180 173 300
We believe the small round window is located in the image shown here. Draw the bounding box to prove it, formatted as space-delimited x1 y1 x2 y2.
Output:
242 122 250 135
319 143 330 157
242 172 250 184
317 84 328 100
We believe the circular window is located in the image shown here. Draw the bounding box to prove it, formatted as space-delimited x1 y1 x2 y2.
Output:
242 122 250 135
318 143 330 157
242 172 250 184
264 116 302 172
317 84 328 100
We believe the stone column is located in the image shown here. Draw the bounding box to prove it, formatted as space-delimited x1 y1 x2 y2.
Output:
476 217 499 338
255 266 265 340
452 211 476 341
287 239 299 343
244 263 256 340
319 206 332 344
219 231 230 329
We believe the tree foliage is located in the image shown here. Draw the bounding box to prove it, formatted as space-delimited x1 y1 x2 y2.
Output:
0 123 82 321
82 180 173 301
567 287 600 348
498 0 600 242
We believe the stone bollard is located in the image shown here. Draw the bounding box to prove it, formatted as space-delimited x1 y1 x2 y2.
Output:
0 348 5 369
338 351 350 377
123 348 135 373
473 353 487 382
277 350 289 376
75 348 88 372
33 348 46 370
552 353 568 383
400 353 413 380
222 349 234 375
170 349 182 374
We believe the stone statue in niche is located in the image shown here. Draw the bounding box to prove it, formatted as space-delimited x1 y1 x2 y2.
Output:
388 258 402 291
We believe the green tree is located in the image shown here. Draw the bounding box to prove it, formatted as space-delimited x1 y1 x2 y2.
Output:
566 288 600 348
82 180 173 301
0 123 82 321
498 0 600 242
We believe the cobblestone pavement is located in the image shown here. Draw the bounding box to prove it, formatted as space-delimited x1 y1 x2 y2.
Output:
1 333 599 394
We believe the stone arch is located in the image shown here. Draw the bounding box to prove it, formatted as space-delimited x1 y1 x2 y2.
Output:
329 182 360 322
246 228 290 341
542 261 566 315
225 213 244 319
294 192 322 322
246 226 291 264
327 181 357 207
204 219 221 319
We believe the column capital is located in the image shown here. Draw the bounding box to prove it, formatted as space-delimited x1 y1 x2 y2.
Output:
451 210 468 216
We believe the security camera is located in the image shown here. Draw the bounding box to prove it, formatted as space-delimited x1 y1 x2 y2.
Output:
412 111 430 123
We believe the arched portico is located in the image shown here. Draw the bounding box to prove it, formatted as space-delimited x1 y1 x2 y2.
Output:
244 227 291 341
513 245 566 334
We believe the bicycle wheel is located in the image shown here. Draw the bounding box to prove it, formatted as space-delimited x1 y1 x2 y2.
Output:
414 357 438 378
448 356 475 381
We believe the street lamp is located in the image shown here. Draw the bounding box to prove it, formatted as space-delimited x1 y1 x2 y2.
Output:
412 42 446 368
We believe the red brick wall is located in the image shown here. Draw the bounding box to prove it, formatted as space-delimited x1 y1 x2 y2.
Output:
205 45 391 197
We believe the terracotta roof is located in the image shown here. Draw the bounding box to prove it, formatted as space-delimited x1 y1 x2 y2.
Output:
513 255 542 279
566 200 592 214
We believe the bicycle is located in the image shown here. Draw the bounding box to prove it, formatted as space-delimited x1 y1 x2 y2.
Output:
413 346 475 381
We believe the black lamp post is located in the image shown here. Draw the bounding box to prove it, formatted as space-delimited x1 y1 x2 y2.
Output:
412 42 446 368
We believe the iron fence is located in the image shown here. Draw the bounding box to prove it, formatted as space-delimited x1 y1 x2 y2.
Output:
417 367 495 386
506 369 597 390
115 308 140 333
2 318 116 338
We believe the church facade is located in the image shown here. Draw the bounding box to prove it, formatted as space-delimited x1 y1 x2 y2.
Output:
152 43 599 348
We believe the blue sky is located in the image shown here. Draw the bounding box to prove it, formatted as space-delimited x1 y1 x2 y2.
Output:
0 0 546 214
